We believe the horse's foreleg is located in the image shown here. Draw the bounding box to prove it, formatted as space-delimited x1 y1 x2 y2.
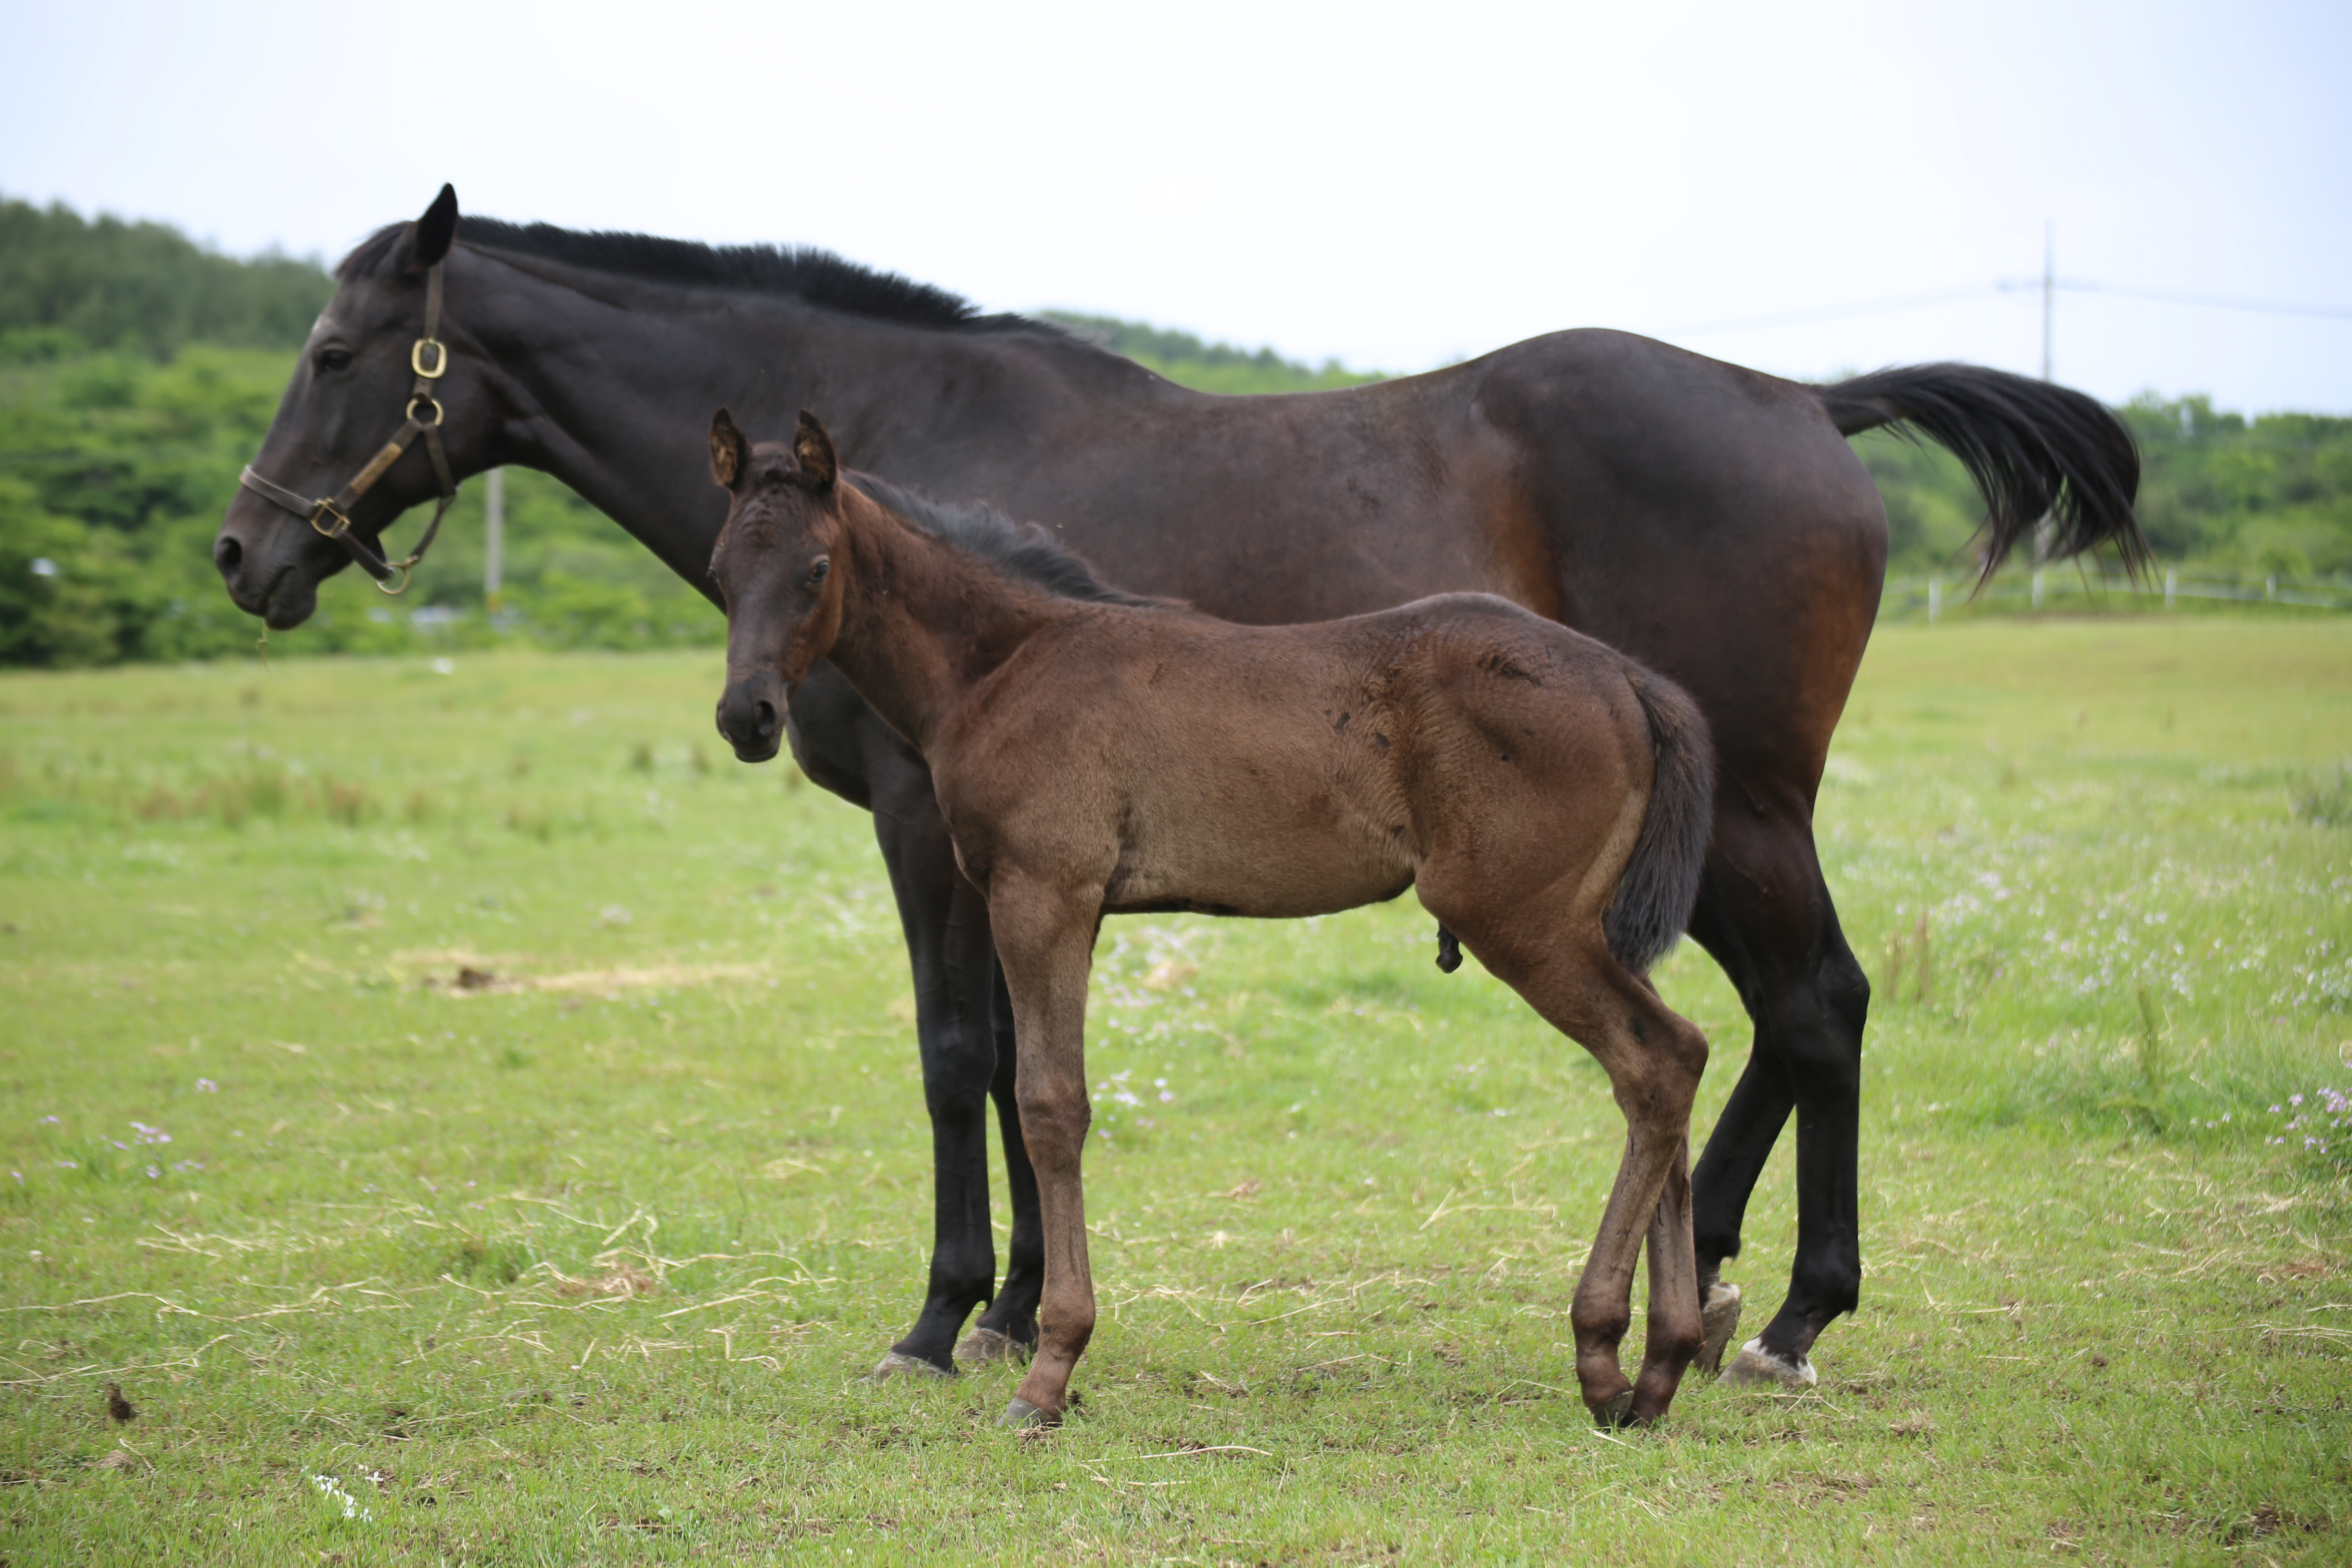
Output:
989 875 1103 1427
867 750 1003 1378
962 963 1045 1363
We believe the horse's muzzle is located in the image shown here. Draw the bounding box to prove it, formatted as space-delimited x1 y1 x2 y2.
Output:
716 674 787 763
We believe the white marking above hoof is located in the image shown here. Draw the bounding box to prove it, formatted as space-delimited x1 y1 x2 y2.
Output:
1698 1282 1743 1376
1717 1338 1817 1390
867 1350 954 1382
954 1327 1031 1365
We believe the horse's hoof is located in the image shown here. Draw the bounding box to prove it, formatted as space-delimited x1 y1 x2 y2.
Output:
1717 1338 1817 1390
1591 1388 1637 1429
1697 1281 1743 1376
868 1350 954 1383
955 1327 1031 1366
1001 1395 1059 1429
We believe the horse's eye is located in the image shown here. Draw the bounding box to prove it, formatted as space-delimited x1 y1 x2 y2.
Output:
806 559 831 586
315 348 354 374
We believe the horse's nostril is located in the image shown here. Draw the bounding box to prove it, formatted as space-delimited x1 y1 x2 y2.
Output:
214 534 243 576
755 699 778 736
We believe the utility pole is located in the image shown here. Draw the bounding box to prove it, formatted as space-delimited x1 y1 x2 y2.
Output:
483 467 505 616
2040 221 2054 381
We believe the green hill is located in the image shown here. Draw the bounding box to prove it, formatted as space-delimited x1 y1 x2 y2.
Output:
1 198 2344 667
0 198 333 361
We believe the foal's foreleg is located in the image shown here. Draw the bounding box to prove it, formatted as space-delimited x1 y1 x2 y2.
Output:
988 876 1103 1427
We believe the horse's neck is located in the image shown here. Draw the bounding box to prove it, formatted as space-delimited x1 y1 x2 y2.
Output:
462 249 1032 597
825 500 1064 753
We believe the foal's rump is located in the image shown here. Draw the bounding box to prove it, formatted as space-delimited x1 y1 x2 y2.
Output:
1388 594 1714 978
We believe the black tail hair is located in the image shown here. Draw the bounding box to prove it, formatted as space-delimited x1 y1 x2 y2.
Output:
1604 666 1715 976
1816 363 2147 583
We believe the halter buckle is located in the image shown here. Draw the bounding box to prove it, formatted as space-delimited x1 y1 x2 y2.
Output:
411 338 448 379
310 500 354 539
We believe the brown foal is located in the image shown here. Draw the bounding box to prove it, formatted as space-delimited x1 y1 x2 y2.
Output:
707 410 1720 1428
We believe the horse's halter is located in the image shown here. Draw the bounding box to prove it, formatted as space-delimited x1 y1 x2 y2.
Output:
237 259 459 595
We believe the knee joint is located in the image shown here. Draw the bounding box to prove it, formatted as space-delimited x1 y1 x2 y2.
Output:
1015 1086 1090 1147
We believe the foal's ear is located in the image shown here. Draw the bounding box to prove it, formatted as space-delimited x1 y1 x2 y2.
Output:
792 411 837 494
405 184 460 274
709 408 750 489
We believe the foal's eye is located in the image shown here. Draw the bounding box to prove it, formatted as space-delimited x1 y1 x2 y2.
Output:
315 348 354 374
806 559 831 586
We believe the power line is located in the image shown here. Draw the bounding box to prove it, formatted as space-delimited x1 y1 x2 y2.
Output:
1657 286 1997 337
1662 277 2352 339
1997 279 2352 321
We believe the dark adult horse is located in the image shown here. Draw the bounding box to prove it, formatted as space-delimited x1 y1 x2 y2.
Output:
214 187 2144 1390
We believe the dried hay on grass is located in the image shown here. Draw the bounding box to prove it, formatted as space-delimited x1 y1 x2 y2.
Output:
394 949 768 996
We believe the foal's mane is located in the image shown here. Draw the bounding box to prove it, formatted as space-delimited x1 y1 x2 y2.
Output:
851 474 1178 610
339 218 1057 338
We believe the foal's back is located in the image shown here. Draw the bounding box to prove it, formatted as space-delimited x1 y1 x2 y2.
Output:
930 590 1661 927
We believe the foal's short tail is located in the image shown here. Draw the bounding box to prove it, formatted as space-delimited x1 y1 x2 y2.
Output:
1603 666 1716 976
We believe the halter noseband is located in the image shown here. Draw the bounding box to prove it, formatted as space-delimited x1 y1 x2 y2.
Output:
237 259 459 595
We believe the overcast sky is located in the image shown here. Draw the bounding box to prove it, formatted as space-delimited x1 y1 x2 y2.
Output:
5 0 2347 411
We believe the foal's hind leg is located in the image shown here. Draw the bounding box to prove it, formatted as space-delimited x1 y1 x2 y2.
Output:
1629 1130 1702 1423
1450 920 1708 1426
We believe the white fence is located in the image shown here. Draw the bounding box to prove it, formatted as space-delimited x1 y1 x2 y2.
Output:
1879 568 2352 621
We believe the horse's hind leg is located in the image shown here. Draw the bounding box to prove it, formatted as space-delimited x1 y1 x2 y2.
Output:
1686 810 1870 1389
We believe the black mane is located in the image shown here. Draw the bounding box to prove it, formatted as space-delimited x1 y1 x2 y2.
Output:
339 218 1054 336
853 474 1177 609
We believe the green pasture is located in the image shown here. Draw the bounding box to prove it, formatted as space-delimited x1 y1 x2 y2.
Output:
1 618 2348 1564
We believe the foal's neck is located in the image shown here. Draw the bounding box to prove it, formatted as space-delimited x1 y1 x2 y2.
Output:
823 494 1074 753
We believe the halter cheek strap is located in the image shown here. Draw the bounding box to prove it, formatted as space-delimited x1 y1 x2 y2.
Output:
238 261 459 595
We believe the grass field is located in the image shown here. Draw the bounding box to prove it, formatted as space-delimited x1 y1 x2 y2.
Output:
2 618 2349 1564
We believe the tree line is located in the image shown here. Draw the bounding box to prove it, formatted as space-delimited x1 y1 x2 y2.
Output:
2 197 2345 667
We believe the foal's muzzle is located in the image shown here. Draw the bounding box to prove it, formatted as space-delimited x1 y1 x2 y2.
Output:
716 674 786 763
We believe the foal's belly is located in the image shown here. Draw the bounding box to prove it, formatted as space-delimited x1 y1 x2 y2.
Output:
1100 797 1416 921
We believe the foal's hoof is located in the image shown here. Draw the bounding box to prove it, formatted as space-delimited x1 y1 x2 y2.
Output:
955 1327 1031 1366
1590 1388 1637 1429
868 1350 954 1383
1697 1281 1743 1376
1717 1338 1817 1390
1001 1395 1059 1430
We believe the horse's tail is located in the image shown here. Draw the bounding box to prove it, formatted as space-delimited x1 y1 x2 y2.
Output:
1814 363 2148 582
1604 664 1716 977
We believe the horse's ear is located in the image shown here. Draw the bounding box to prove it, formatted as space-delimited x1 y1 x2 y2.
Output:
709 409 749 489
792 411 837 494
405 184 459 274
